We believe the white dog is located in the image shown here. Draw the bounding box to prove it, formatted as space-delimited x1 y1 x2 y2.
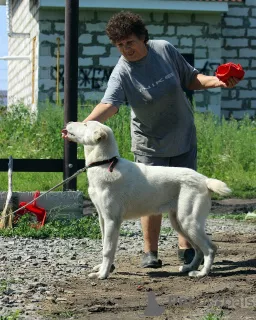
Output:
62 121 231 280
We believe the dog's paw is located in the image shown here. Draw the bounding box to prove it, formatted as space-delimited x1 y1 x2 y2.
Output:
88 271 109 280
92 264 102 272
188 270 207 278
179 265 192 273
88 272 100 279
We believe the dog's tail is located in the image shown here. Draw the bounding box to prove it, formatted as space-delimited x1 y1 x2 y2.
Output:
205 178 231 196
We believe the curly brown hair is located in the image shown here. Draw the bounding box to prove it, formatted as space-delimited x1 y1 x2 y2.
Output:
106 11 149 44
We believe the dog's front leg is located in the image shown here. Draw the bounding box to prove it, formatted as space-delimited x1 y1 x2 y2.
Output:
89 218 121 280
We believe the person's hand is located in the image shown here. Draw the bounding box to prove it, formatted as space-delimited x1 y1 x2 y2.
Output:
218 76 242 89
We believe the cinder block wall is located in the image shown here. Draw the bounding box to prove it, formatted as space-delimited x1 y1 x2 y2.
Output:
39 9 223 117
8 0 39 111
9 2 256 119
220 0 256 119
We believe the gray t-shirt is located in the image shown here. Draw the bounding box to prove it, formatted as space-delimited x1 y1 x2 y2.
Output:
101 40 199 157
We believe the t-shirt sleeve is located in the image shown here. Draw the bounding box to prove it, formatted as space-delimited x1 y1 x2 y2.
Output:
166 42 199 89
101 67 125 108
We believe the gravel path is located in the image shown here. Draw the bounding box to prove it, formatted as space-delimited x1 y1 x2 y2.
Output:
0 218 255 319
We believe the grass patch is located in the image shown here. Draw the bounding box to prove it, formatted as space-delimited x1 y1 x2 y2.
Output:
0 311 20 320
0 102 255 198
0 214 101 239
202 310 224 320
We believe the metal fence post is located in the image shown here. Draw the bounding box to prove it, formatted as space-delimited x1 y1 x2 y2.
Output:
63 0 79 190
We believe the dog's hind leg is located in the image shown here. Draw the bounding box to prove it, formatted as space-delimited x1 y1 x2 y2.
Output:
169 210 203 273
89 216 121 280
177 195 216 277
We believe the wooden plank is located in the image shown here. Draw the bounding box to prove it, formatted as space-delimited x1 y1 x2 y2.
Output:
0 159 85 172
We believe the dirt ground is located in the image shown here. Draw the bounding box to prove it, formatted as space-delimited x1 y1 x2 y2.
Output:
42 232 256 320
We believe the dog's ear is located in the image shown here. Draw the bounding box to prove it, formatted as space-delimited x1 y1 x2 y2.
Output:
93 128 107 142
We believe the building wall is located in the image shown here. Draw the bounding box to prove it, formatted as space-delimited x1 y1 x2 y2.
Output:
220 0 256 119
8 0 39 111
8 1 256 119
39 9 223 116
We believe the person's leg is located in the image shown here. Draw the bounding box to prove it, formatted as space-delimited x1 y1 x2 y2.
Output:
135 155 170 268
169 146 198 264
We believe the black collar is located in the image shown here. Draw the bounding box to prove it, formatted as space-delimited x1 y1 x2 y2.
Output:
86 156 119 172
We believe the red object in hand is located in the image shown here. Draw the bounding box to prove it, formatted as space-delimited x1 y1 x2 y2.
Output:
215 62 245 83
14 191 47 229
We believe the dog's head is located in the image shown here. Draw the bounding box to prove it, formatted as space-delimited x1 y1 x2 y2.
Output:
62 121 108 146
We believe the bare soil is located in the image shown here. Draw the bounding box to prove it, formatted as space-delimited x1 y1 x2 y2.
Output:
42 232 256 320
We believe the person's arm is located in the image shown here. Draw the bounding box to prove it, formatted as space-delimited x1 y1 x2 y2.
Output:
188 73 240 90
83 103 118 123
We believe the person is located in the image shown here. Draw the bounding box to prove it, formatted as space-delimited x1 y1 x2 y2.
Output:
82 11 241 268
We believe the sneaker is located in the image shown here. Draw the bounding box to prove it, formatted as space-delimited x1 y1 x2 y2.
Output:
178 248 195 265
141 251 162 268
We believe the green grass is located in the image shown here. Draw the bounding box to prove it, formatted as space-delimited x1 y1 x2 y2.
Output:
0 311 20 320
0 102 255 198
202 310 224 320
0 214 101 239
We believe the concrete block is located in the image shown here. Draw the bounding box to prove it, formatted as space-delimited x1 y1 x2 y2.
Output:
195 48 207 59
99 57 119 67
232 109 255 119
207 104 221 117
147 25 164 35
97 35 110 45
40 21 52 33
180 37 193 47
78 57 93 66
226 38 248 47
110 47 121 57
221 99 242 109
138 12 151 23
83 46 106 55
84 91 104 101
194 92 204 103
251 100 256 108
227 7 249 17
249 18 256 27
222 28 246 37
247 29 256 37
252 59 256 68
40 44 51 56
195 38 221 48
79 34 92 44
97 11 115 22
152 12 165 23
157 36 179 46
222 49 238 58
194 14 220 25
168 13 192 24
40 57 56 67
252 9 256 17
208 47 222 60
86 23 106 33
0 191 84 221
79 9 95 22
177 26 203 36
246 0 256 6
54 22 65 33
166 26 175 36
224 17 244 27
239 49 256 58
239 90 256 99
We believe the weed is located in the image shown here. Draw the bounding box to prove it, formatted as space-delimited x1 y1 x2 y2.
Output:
0 214 101 239
0 310 20 320
202 309 224 320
